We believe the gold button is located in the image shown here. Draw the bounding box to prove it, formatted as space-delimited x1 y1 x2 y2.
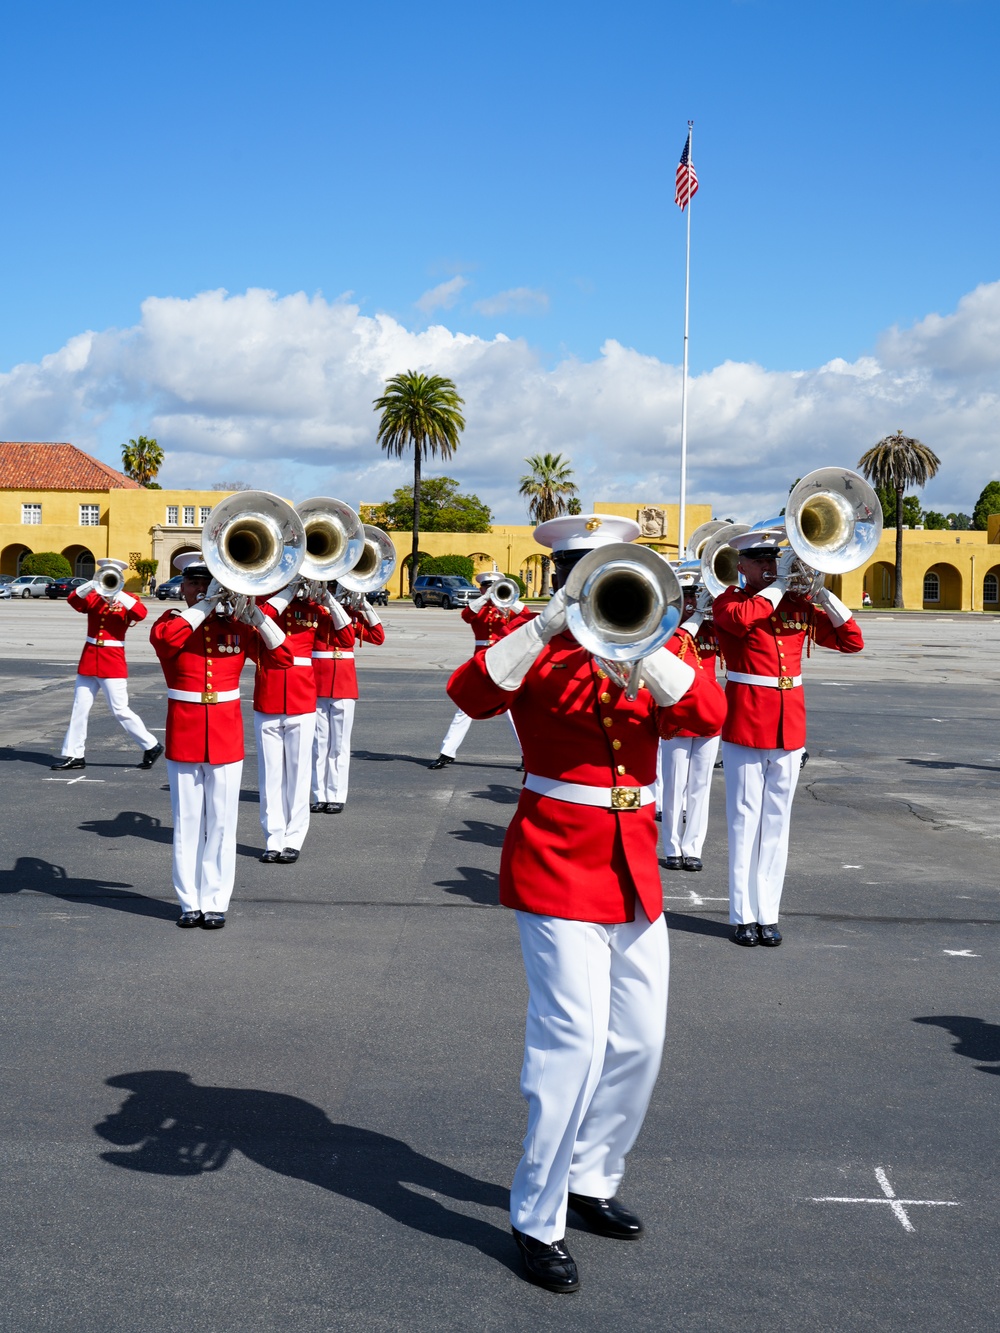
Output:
612 739 622 750
776 638 783 644
603 717 613 728
600 692 611 703
597 669 607 679
617 764 625 775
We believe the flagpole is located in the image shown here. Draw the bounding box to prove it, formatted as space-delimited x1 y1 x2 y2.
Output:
677 119 693 559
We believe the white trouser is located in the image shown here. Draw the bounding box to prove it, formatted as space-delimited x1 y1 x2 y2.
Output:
511 907 669 1244
312 698 356 803
659 735 720 858
440 706 519 758
166 758 242 913
254 711 317 852
61 675 157 758
722 741 803 925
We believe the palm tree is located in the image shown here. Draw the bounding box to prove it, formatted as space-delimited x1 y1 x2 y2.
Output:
374 372 465 589
121 435 164 487
519 452 579 595
858 429 940 608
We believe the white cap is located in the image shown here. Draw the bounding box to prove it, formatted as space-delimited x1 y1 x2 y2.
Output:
728 526 785 553
476 571 502 587
174 551 209 574
96 558 128 573
534 513 641 552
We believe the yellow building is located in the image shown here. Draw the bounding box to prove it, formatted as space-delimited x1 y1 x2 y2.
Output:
838 524 1000 612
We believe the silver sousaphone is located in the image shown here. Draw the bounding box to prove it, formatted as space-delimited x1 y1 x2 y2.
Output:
295 497 366 597
337 525 397 600
564 543 683 700
202 490 307 599
699 523 752 598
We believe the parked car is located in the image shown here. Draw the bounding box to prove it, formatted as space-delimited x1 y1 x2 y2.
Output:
0 575 13 587
411 575 478 609
156 574 186 600
367 587 389 607
8 575 55 598
0 584 11 600
46 576 89 599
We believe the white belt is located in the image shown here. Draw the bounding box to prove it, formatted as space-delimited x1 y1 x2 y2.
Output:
167 688 240 704
311 650 354 659
726 671 802 690
293 656 313 667
312 651 334 659
525 773 655 811
86 636 124 647
332 651 354 659
475 638 498 647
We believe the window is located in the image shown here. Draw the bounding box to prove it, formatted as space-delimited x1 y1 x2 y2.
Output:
183 506 195 525
79 504 100 526
923 571 940 602
166 506 179 525
984 573 999 604
21 503 42 525
199 506 211 524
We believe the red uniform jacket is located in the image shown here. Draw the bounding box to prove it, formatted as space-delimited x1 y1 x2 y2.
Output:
461 602 537 654
665 619 723 740
713 589 864 749
150 609 294 764
254 598 328 716
448 632 727 924
68 588 147 679
312 609 385 701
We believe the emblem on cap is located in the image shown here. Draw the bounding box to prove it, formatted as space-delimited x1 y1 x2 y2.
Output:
585 518 602 532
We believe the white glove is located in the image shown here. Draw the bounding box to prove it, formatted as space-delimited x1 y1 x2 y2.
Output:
640 647 697 707
482 590 567 691
511 599 525 614
695 586 713 613
265 577 302 616
679 611 704 638
467 593 489 613
113 591 137 611
360 598 381 628
813 586 853 627
179 594 222 629
254 613 287 652
536 587 568 643
75 580 96 597
322 590 351 629
775 549 798 579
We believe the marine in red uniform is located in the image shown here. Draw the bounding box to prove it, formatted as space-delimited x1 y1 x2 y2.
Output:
311 586 385 813
448 515 726 1293
51 558 162 771
655 574 722 871
150 553 293 928
713 530 864 946
428 572 535 770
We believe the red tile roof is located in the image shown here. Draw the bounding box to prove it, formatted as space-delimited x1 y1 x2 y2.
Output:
0 442 143 491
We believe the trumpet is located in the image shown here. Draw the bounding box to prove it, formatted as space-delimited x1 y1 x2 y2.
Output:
338 525 397 599
564 543 682 699
202 490 306 601
486 577 521 610
94 565 125 599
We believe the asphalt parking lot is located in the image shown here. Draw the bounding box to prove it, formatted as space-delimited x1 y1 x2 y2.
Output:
1 601 998 1332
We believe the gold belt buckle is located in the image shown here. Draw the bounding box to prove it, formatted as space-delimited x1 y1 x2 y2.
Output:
333 652 344 659
611 787 641 811
778 675 793 691
201 690 218 705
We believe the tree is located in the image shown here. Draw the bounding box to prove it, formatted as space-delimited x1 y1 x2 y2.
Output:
901 496 924 528
419 554 476 581
22 551 71 578
121 435 164 487
972 480 1000 531
924 511 950 530
858 429 940 608
518 452 579 595
567 497 582 516
374 372 466 589
947 512 972 530
134 558 159 590
382 477 492 533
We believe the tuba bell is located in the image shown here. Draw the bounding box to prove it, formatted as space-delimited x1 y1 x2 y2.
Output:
94 564 125 599
785 467 883 573
685 519 730 562
699 523 751 598
487 577 520 609
564 543 682 699
202 490 306 597
295 497 366 585
337 525 397 597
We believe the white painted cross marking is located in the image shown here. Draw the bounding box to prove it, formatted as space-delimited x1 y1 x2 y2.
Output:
811 1167 960 1233
842 864 863 869
43 776 105 785
663 890 728 909
943 949 980 958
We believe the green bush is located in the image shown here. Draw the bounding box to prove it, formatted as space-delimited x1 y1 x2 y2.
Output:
420 554 475 581
21 552 72 578
134 558 158 589
504 572 527 596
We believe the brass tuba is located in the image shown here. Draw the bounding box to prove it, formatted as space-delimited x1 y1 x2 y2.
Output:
202 490 306 597
337 525 397 597
295 497 365 585
564 543 682 699
699 523 751 598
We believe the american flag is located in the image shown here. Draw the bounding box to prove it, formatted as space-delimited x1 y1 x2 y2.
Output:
675 128 698 210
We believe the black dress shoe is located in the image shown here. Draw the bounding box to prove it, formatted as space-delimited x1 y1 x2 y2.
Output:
326 802 344 813
176 910 203 928
51 756 85 770
663 855 683 870
260 850 281 863
428 754 454 770
201 912 226 929
732 923 759 946
309 802 324 813
800 750 810 769
681 856 703 872
511 1228 579 1293
140 742 164 769
759 923 783 946
567 1193 644 1239
277 847 299 863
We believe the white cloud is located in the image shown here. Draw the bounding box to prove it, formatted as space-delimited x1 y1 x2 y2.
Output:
415 276 468 314
473 287 550 317
1 281 999 523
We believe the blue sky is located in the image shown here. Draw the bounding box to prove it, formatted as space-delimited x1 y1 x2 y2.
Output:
2 0 998 520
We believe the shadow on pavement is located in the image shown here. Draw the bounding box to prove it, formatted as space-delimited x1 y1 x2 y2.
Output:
449 819 507 849
434 866 500 906
0 747 64 768
95 1071 517 1269
0 856 176 920
78 811 261 861
469 783 520 806
353 750 441 768
899 758 1000 773
666 910 732 939
913 1015 1000 1074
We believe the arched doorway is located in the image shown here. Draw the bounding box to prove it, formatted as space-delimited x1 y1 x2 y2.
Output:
864 560 895 607
170 545 201 575
983 564 1000 610
467 550 498 577
62 544 96 578
923 562 962 610
1 543 33 576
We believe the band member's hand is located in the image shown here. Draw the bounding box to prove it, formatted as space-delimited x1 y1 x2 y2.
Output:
775 549 798 580
467 593 489 613
695 585 713 613
75 580 97 597
640 647 697 706
536 587 568 642
360 597 381 627
812 585 853 626
323 591 352 629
